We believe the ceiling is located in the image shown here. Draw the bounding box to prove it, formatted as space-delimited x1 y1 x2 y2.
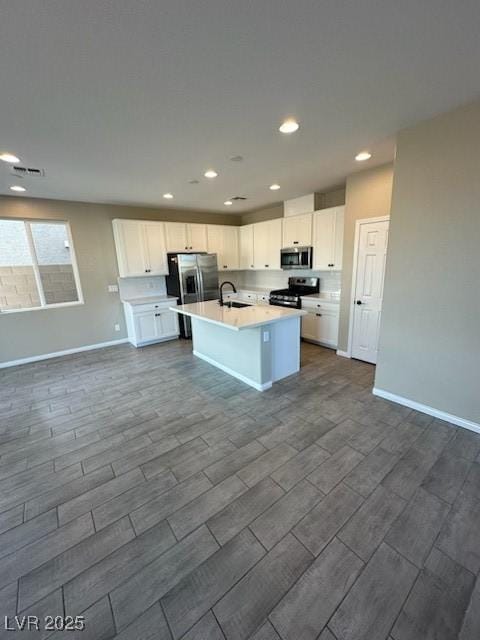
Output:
1 1 480 213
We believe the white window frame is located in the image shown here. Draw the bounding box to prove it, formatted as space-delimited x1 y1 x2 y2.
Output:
0 217 84 314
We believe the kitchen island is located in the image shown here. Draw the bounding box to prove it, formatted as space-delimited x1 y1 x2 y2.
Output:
170 300 306 390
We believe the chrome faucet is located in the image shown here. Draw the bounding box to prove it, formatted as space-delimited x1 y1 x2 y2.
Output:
219 281 237 306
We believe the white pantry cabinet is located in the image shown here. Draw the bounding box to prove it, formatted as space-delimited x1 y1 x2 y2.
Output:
282 213 312 248
113 219 168 277
123 298 179 347
312 206 344 271
300 298 339 348
253 219 282 270
164 223 208 252
207 225 239 270
239 225 255 270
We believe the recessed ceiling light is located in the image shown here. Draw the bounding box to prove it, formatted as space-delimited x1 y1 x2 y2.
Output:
10 185 26 192
269 184 281 191
163 193 173 199
279 119 299 134
355 151 372 162
0 153 20 163
204 170 218 179
224 200 233 206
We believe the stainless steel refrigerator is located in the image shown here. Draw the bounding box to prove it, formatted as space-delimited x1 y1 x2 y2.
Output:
166 253 219 338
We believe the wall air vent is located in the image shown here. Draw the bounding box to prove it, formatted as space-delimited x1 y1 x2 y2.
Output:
11 166 46 178
231 196 247 201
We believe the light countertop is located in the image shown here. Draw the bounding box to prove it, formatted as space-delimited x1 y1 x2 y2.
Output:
170 299 305 331
122 295 177 305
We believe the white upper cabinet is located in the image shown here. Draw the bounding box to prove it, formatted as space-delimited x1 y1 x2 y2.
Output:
143 222 168 274
113 219 168 277
239 225 254 270
284 193 321 217
113 220 146 277
186 224 208 252
221 226 239 270
207 225 239 270
253 219 282 270
282 213 312 248
164 222 188 252
164 222 208 252
313 206 344 270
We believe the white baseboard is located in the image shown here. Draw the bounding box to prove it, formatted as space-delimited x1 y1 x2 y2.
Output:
0 339 129 369
336 350 350 358
193 350 272 392
373 387 480 435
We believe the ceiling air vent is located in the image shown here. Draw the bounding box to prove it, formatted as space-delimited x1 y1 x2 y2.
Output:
231 196 247 201
11 166 46 178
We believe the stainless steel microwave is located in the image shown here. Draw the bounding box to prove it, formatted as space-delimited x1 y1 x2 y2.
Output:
280 246 313 270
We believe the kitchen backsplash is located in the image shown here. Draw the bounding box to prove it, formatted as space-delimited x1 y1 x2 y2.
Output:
118 276 167 300
118 269 341 300
227 270 342 293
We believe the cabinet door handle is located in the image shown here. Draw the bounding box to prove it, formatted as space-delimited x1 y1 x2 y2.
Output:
250 264 254 268
293 241 299 245
265 264 269 268
316 313 322 317
223 265 228 269
190 246 193 249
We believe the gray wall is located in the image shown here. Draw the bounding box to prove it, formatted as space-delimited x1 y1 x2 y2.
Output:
240 186 346 226
240 203 284 225
0 196 240 364
375 100 480 424
338 164 394 351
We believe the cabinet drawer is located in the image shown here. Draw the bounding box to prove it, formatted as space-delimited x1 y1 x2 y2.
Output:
301 299 339 314
238 291 258 302
130 301 173 314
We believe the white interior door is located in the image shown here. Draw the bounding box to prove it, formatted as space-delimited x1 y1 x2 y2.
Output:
351 219 389 364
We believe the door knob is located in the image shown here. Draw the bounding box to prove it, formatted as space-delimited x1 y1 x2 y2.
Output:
356 300 363 305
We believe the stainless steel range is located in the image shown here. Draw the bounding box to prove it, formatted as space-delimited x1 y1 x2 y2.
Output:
269 277 320 308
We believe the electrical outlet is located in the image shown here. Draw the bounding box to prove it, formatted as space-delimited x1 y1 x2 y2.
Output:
114 324 120 331
263 331 270 342
108 284 119 293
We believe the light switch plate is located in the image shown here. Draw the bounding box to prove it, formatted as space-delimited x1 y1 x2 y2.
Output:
108 284 119 293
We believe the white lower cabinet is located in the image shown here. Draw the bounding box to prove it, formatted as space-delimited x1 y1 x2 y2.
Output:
301 300 339 348
123 299 179 347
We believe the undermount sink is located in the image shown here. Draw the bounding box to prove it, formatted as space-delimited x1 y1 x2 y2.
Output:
226 301 251 308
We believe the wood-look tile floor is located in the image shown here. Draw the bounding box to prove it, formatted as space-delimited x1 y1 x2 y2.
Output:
0 340 479 639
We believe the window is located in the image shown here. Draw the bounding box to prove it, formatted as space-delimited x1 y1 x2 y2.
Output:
0 218 83 312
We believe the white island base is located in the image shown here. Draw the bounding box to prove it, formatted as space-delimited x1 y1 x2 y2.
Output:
171 301 305 391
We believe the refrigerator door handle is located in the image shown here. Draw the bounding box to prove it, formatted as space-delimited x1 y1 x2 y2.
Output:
196 265 204 300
